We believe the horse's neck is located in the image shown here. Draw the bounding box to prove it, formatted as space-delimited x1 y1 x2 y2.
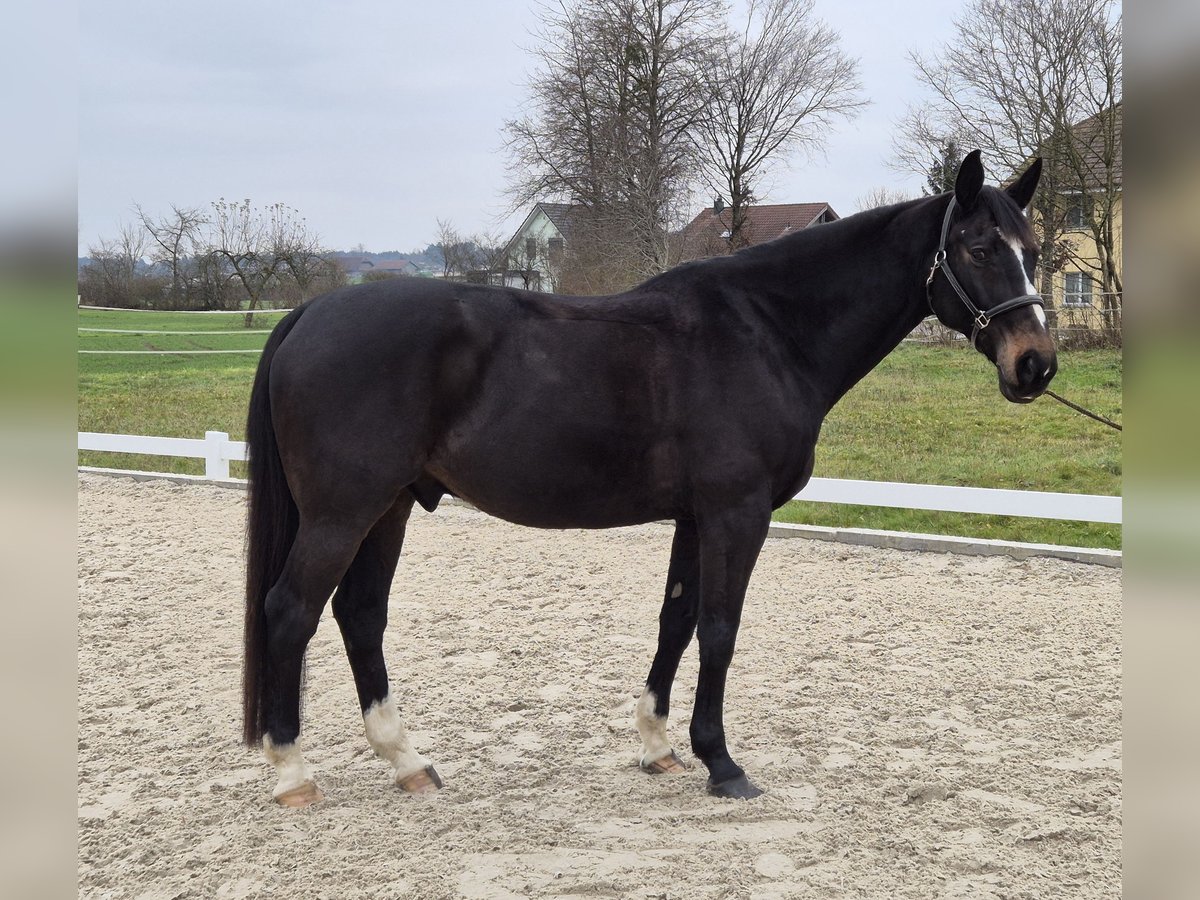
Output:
750 197 945 411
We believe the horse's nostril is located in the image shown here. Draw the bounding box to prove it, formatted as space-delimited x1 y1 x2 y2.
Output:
1017 351 1039 388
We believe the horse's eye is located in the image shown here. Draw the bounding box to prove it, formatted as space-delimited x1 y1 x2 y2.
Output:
970 248 987 262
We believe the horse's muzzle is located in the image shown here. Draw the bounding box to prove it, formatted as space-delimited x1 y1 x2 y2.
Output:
1000 348 1057 403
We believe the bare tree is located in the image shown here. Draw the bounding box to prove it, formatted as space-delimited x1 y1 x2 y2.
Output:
901 0 1122 317
435 218 470 280
207 200 336 325
890 109 972 196
79 221 160 308
854 186 912 213
270 207 342 301
698 0 863 248
135 204 207 308
505 0 724 284
435 219 505 283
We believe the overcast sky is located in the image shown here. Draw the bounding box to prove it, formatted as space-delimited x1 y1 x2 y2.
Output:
79 0 967 257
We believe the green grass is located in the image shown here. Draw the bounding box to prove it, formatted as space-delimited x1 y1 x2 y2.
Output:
77 308 1122 548
78 308 271 477
77 308 289 332
777 344 1122 548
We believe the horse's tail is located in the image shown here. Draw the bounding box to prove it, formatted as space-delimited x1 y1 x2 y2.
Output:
242 303 307 746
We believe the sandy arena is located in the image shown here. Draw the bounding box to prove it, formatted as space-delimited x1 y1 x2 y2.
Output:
78 473 1121 899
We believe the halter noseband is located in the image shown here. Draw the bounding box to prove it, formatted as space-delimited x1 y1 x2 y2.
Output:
926 196 1044 348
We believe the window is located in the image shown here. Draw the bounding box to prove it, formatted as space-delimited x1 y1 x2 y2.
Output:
1063 272 1093 307
1064 196 1090 230
548 237 563 262
525 237 537 260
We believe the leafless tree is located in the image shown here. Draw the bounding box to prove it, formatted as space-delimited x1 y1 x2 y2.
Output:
79 221 161 308
436 219 471 280
436 219 505 283
135 204 208 308
698 0 863 248
854 186 913 213
900 0 1122 319
505 0 724 284
206 200 337 324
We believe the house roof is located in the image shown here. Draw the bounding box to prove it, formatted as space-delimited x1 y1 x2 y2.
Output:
536 203 580 241
681 202 838 256
1068 102 1122 190
333 256 368 274
500 201 585 264
1012 103 1122 193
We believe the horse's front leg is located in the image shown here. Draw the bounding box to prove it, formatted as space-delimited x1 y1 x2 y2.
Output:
690 499 771 799
636 518 699 774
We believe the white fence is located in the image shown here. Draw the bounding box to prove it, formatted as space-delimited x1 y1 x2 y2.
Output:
76 431 1122 525
79 431 247 480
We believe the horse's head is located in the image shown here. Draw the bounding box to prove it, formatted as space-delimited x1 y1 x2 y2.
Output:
927 151 1057 403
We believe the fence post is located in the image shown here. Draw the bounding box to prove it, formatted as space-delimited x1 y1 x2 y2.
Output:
204 431 231 480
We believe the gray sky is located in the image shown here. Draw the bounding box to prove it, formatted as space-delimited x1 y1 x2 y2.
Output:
79 0 965 257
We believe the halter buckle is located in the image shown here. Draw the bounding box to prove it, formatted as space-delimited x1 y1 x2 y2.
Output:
926 250 946 288
974 311 991 331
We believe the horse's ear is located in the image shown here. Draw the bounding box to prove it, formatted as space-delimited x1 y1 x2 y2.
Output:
954 149 984 210
1006 157 1042 210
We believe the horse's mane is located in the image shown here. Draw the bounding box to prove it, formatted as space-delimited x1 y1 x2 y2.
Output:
978 186 1039 252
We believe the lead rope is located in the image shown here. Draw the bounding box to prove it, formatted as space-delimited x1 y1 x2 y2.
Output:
1043 389 1122 431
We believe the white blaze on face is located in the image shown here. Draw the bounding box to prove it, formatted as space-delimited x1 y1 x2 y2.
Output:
634 689 673 766
364 694 431 783
1005 236 1049 329
263 735 315 799
1005 236 1040 296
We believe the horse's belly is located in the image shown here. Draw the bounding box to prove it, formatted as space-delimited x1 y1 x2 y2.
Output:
426 430 678 529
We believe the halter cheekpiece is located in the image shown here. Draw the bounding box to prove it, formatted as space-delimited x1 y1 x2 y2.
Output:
926 196 1044 348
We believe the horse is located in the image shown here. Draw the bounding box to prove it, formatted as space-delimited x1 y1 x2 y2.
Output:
242 150 1055 806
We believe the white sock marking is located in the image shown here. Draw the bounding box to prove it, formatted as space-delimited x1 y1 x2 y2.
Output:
670 582 683 599
364 694 430 783
635 689 673 765
263 735 315 798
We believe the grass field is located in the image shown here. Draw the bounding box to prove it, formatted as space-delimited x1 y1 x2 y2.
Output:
77 306 1122 548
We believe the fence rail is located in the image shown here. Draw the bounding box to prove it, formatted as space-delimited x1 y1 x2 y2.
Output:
77 431 1122 525
79 431 247 480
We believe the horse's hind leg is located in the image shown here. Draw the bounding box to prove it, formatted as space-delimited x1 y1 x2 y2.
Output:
331 494 441 795
636 519 699 775
262 517 370 806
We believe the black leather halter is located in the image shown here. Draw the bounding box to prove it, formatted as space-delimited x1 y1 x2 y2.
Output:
925 196 1044 348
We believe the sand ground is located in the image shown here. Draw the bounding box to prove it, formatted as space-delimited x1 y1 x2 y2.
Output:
78 474 1121 899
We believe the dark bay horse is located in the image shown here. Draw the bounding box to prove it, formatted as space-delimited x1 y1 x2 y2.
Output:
243 151 1055 806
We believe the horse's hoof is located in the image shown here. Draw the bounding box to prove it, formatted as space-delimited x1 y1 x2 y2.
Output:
398 765 443 795
706 774 764 800
641 751 690 775
274 780 323 808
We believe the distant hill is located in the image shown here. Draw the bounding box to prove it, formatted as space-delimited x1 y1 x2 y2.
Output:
330 248 442 275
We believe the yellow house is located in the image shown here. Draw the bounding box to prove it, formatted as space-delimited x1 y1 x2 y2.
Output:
1043 104 1123 341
